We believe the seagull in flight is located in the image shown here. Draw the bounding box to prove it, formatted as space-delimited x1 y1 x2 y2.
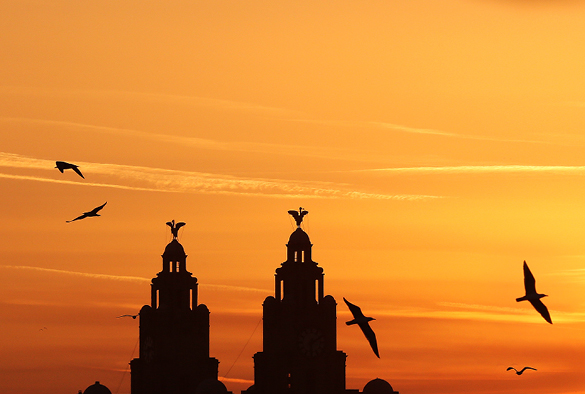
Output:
516 261 552 324
66 202 107 223
55 161 85 179
117 314 139 319
507 366 537 375
343 297 379 358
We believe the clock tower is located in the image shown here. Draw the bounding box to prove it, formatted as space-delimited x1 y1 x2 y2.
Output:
248 209 347 394
130 221 222 394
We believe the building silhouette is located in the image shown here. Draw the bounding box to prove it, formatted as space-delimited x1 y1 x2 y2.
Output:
130 223 227 394
243 209 398 394
124 214 398 394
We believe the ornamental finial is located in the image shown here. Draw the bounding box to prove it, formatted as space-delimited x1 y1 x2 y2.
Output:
287 207 308 227
166 220 186 240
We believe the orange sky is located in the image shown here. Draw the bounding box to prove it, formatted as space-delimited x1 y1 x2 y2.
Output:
2 1 585 393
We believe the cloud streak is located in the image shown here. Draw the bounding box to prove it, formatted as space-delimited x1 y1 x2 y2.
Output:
354 165 585 175
337 301 585 324
0 265 269 293
0 152 440 200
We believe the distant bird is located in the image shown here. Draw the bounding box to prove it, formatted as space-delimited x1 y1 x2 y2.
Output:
516 261 552 324
507 366 537 375
66 202 107 223
166 220 186 240
117 314 139 319
55 161 84 179
288 207 308 227
343 297 379 358
39 327 47 331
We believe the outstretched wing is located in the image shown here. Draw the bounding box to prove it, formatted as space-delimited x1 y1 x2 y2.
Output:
166 221 174 228
519 367 537 374
176 222 186 230
72 166 85 179
523 261 537 294
343 297 365 320
89 202 107 215
506 367 516 372
66 213 88 223
529 299 552 324
288 210 299 219
358 322 380 358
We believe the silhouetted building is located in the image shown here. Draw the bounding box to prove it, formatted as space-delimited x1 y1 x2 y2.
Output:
81 381 111 394
245 210 347 394
130 225 223 394
362 379 398 394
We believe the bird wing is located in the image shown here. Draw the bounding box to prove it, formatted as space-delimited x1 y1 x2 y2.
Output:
176 222 186 230
529 299 552 324
288 210 299 219
55 161 66 172
89 202 107 214
506 367 516 372
66 213 88 223
358 322 380 358
72 166 84 179
343 297 365 319
519 367 537 373
166 221 174 228
523 261 537 295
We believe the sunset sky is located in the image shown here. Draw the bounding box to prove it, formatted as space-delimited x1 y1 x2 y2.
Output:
3 1 585 393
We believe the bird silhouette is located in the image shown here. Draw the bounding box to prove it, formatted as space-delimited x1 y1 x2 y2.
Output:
507 366 537 375
516 261 552 324
117 314 139 319
288 207 308 227
166 220 186 239
343 297 379 358
55 161 84 179
66 202 107 223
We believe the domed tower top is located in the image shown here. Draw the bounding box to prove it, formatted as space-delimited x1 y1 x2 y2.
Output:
286 207 312 263
363 378 399 394
82 381 112 394
160 220 188 274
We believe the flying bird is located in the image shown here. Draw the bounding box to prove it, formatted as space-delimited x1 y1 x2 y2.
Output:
66 202 107 223
507 366 537 375
288 207 308 227
516 261 552 324
117 314 139 319
55 161 85 179
343 297 379 358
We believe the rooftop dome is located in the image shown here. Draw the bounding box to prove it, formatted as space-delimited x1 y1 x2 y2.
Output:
83 381 112 394
287 227 311 248
163 239 186 260
363 378 396 394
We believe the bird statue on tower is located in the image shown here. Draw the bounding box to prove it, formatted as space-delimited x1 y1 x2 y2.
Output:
166 220 186 240
288 207 308 227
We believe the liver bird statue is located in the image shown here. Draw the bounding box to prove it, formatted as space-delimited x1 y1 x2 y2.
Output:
288 207 308 227
166 220 186 240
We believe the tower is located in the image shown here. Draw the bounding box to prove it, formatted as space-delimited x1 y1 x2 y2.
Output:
248 208 347 394
130 221 221 394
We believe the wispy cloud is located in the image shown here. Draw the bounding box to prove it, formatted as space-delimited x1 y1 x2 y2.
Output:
353 165 585 175
0 152 440 200
0 265 270 293
338 301 585 324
